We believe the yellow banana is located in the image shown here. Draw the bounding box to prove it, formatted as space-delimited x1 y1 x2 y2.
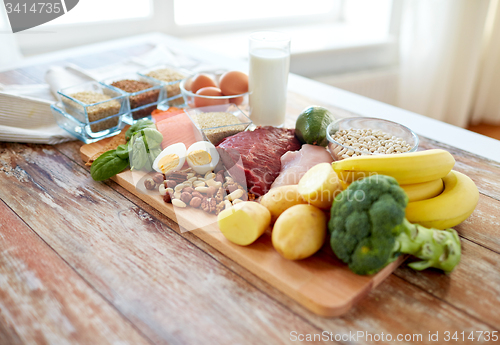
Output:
333 149 455 185
401 178 444 202
405 170 479 229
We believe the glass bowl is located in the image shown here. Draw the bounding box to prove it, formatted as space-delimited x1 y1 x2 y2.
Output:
57 81 129 128
180 72 249 109
184 103 253 146
326 117 419 161
51 102 128 143
101 73 166 121
138 64 191 107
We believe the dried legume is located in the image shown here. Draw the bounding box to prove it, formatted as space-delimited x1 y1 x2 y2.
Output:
332 128 412 158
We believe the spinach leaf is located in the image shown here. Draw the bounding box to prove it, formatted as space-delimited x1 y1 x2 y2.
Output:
125 119 155 141
116 144 130 159
128 128 164 171
90 150 129 181
140 128 163 148
130 136 148 170
149 146 162 162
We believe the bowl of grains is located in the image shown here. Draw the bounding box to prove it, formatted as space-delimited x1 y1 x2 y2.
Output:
102 73 166 121
139 65 191 107
185 104 253 146
51 102 125 143
326 117 419 160
57 81 129 134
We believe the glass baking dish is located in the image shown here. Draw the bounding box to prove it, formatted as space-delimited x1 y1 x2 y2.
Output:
51 101 129 143
101 73 166 121
184 103 253 146
138 64 191 107
57 81 129 127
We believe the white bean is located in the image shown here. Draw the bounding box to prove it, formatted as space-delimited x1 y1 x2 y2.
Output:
206 179 220 187
205 172 215 180
172 199 186 208
225 189 244 201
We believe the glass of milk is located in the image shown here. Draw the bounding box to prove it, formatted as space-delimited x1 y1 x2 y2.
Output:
249 31 291 127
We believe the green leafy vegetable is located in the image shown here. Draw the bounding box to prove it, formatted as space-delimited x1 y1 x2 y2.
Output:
91 120 164 181
115 144 130 160
125 119 155 141
90 150 129 181
129 127 163 171
148 146 162 163
329 175 461 275
139 128 163 148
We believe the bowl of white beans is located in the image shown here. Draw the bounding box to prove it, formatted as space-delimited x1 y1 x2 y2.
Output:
326 117 419 161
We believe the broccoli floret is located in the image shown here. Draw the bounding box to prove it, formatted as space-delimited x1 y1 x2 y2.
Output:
329 175 461 275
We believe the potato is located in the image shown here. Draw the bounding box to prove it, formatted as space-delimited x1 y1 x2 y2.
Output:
217 201 271 246
298 162 343 209
272 204 327 260
260 185 307 223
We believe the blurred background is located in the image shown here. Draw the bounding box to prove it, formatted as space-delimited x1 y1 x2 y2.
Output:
1 0 500 138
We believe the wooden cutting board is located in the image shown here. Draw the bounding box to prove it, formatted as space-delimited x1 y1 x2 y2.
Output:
80 131 403 317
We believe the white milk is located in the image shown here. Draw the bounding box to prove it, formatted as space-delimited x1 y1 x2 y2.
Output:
249 48 290 127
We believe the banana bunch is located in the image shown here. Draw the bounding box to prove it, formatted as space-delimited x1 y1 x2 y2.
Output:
333 149 479 229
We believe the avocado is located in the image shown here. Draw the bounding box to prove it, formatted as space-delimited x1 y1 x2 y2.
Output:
295 106 335 147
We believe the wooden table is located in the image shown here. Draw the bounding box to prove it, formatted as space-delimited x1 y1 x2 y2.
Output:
1 33 500 344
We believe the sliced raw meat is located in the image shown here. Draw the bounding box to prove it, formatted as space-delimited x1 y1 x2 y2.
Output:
217 127 301 196
152 107 184 122
271 144 333 189
156 112 203 149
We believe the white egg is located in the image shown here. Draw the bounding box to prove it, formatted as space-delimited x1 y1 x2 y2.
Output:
186 141 220 175
153 143 187 174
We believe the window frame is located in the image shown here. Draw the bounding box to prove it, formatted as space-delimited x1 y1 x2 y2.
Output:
10 0 402 77
14 0 344 54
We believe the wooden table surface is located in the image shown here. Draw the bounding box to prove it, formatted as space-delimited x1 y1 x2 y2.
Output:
1 35 500 345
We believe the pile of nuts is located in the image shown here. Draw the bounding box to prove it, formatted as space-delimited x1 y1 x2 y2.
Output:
144 168 248 215
331 128 413 159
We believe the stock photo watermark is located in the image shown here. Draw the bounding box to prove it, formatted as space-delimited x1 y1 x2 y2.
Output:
3 0 79 32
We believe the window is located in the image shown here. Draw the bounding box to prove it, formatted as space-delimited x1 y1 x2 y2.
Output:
47 0 153 25
174 0 339 26
11 0 398 77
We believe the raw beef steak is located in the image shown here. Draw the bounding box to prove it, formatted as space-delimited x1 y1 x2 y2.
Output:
217 127 301 196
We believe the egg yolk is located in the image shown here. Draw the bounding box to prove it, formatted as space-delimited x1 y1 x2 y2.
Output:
187 149 212 166
158 153 180 173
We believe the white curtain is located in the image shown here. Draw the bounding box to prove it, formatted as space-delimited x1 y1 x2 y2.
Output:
0 6 22 68
398 0 500 128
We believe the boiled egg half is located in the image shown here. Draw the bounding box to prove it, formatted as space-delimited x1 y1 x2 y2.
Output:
186 141 219 175
153 143 186 174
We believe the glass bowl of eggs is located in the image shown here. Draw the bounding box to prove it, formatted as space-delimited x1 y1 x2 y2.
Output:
180 70 249 109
